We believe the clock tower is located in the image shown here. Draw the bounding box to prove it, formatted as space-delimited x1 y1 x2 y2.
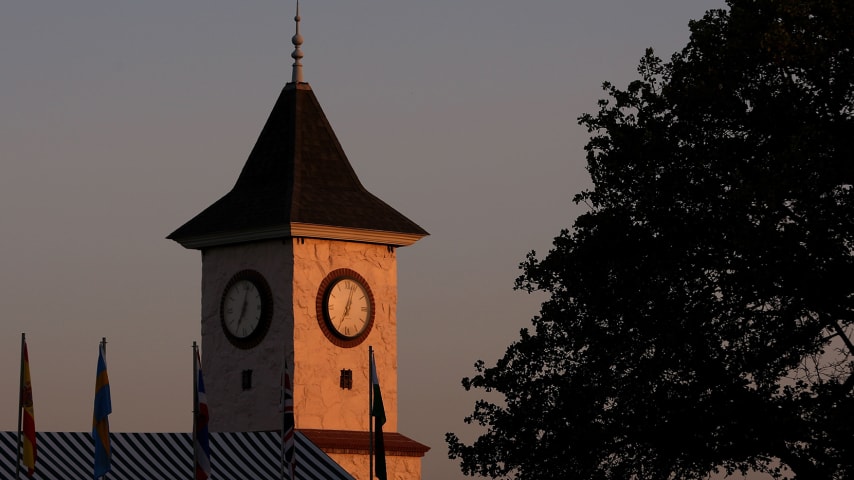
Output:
168 7 429 479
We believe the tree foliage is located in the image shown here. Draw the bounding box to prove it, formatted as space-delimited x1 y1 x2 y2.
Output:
447 1 854 478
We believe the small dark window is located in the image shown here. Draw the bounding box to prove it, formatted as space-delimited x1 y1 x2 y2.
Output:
340 369 353 389
242 369 253 390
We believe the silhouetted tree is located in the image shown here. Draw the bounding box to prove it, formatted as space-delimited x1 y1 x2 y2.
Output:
447 1 854 478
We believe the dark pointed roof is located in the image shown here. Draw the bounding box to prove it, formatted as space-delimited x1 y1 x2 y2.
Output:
168 83 428 249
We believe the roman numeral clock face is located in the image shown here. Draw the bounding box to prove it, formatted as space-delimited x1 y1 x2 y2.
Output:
317 269 375 348
220 270 273 349
326 278 370 337
223 280 262 337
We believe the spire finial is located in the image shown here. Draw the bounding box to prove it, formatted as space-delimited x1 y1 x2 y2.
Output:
291 1 304 84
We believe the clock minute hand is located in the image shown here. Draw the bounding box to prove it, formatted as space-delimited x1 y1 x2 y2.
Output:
338 284 356 328
237 288 249 327
344 284 357 315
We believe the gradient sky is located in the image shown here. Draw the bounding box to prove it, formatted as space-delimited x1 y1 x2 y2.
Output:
2 1 729 478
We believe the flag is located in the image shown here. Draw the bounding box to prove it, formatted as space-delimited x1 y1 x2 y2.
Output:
370 351 387 480
280 362 295 480
20 339 36 477
194 350 211 480
92 342 112 479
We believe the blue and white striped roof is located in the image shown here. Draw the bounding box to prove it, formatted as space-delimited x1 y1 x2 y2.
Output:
0 431 354 480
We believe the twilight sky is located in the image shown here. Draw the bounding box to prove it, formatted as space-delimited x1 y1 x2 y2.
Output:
1 1 728 478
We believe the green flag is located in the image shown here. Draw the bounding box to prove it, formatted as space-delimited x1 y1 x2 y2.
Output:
370 351 386 480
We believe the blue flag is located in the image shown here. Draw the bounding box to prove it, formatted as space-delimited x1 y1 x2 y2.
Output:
92 342 112 479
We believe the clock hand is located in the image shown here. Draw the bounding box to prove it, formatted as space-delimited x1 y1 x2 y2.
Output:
345 286 356 314
338 284 356 328
237 288 249 328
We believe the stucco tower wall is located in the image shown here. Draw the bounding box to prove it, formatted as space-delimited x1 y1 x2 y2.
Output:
328 453 422 480
202 239 295 432
293 238 399 432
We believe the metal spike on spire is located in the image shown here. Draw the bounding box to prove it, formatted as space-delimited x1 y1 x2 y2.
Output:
291 0 304 83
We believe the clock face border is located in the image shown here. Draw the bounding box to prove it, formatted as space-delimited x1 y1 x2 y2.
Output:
316 268 376 348
220 269 274 349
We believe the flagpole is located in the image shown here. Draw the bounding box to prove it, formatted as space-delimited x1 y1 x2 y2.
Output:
280 346 285 480
280 350 296 480
16 333 25 480
369 346 374 480
192 342 198 480
104 337 107 480
193 343 212 480
91 336 113 480
102 337 107 480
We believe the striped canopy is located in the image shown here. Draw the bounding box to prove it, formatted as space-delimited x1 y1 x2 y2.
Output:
0 431 354 480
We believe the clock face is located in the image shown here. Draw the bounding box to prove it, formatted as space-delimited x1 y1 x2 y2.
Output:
222 279 262 338
324 277 371 338
317 269 375 348
220 270 273 349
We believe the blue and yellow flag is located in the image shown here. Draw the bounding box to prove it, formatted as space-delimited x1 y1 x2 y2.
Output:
92 342 112 479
